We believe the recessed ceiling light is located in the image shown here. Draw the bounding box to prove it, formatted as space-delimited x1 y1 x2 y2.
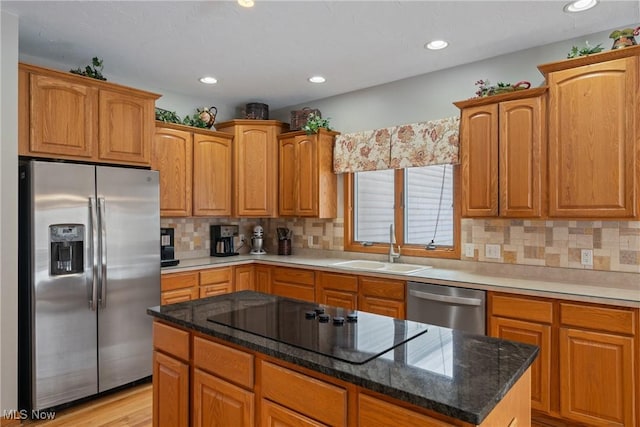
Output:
563 0 598 13
308 76 326 84
425 40 448 50
238 0 254 8
199 76 218 85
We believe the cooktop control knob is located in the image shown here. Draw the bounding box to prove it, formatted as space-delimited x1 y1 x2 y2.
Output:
333 316 345 325
314 307 325 315
318 313 330 323
347 313 358 322
305 311 317 319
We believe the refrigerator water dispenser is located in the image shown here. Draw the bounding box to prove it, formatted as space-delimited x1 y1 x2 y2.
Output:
49 224 84 275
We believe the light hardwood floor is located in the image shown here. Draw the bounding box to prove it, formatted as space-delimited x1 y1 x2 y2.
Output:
23 383 151 427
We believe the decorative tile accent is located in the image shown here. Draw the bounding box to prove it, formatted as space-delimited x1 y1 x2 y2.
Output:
462 219 640 273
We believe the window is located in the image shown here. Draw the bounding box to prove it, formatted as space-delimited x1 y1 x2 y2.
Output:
346 165 460 259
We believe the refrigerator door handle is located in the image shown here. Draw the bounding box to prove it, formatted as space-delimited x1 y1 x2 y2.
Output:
98 197 107 308
89 197 99 310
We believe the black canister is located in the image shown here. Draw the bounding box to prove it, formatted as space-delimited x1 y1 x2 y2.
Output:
245 102 269 120
278 239 291 255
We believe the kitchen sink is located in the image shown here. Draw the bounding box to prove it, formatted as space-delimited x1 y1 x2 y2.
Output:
330 260 431 275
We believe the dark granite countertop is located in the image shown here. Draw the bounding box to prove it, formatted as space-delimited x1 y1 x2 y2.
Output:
148 291 539 424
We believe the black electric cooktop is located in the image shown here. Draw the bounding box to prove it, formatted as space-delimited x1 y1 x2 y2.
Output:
207 299 429 364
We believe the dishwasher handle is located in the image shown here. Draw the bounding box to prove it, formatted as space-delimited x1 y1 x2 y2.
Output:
409 289 483 307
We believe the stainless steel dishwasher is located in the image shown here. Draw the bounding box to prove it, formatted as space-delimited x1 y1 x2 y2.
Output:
407 282 486 335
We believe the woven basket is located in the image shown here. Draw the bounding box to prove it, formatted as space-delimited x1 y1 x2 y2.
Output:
290 107 320 131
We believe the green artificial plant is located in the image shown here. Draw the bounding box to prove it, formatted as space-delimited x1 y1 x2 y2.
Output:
70 57 106 81
302 113 332 135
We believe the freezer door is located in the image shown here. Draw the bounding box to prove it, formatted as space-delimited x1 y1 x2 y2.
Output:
29 161 98 409
96 166 160 392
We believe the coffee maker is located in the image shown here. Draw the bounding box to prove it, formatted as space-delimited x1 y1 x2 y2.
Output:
210 225 239 257
160 228 179 267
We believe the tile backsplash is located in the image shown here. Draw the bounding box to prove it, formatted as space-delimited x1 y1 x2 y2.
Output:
163 216 639 273
461 219 640 273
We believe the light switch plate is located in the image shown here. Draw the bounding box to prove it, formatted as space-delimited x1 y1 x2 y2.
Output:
485 244 501 259
464 243 475 258
581 249 593 266
308 236 314 247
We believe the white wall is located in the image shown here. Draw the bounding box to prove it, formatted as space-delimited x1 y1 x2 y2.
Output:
271 29 619 132
1 9 19 415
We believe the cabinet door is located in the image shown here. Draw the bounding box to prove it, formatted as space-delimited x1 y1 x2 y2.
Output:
255 266 272 294
279 136 297 216
235 124 278 217
359 394 453 427
261 399 328 427
193 133 233 216
235 265 255 291
359 296 404 318
490 317 551 414
153 351 189 427
499 97 545 217
460 104 499 217
28 73 98 159
193 369 254 427
318 289 357 310
559 328 635 426
152 127 193 217
296 135 318 216
548 56 637 218
98 89 154 165
271 267 315 302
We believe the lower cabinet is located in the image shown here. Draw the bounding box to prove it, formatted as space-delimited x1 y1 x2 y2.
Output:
488 292 638 426
261 399 327 427
358 276 405 318
192 369 255 427
160 271 199 305
316 272 358 310
270 266 315 302
199 266 233 298
235 265 255 291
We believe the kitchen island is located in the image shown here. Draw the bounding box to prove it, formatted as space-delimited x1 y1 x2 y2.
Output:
148 291 538 426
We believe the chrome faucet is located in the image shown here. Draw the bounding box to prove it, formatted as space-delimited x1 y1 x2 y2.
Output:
389 224 401 263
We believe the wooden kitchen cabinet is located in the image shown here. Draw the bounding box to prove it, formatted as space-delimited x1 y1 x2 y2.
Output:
455 88 546 218
316 271 358 310
19 63 159 166
261 399 326 427
540 49 639 218
216 120 287 217
192 369 255 427
160 271 199 305
255 265 272 294
358 276 405 318
152 124 193 217
153 122 233 217
199 267 233 298
152 322 190 427
278 129 338 218
558 303 636 426
192 132 233 216
234 265 255 291
488 292 639 426
488 294 552 414
270 266 315 302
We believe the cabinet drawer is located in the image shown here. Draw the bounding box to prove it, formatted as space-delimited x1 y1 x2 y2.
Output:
317 272 358 292
560 303 636 335
161 287 198 306
261 361 346 426
359 394 453 427
194 337 254 389
359 277 404 301
161 271 198 291
491 294 553 324
153 321 190 361
199 283 232 298
273 267 315 285
200 267 232 285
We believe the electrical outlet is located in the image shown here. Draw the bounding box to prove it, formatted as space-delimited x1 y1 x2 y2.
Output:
464 243 475 258
581 249 593 266
308 236 314 247
485 244 501 259
239 234 245 243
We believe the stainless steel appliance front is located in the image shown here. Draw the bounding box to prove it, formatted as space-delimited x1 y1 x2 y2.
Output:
406 282 486 335
19 160 160 410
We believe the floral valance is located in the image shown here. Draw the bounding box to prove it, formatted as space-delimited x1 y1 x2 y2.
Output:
333 116 460 173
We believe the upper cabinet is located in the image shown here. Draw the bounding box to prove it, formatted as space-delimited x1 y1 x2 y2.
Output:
455 88 546 218
19 63 159 166
216 120 287 217
278 129 339 218
540 50 638 218
152 122 233 217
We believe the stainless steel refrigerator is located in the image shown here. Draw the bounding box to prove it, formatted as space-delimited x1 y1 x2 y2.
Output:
18 160 160 411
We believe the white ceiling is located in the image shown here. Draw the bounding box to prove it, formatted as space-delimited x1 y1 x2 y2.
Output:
3 1 639 111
